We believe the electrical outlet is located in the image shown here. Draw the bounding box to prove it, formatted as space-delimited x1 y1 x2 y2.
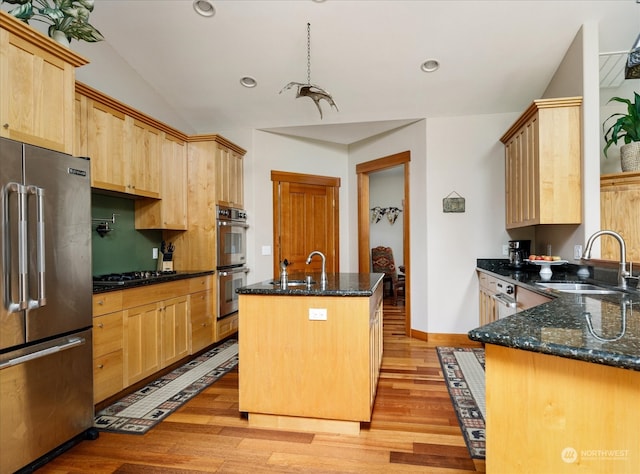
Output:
153 248 159 259
309 308 327 321
502 244 509 256
574 244 582 260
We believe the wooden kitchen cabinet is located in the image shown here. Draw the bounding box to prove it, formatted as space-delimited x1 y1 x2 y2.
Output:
216 142 244 208
124 302 161 385
216 312 239 342
189 275 214 354
600 171 640 263
166 135 246 272
0 11 87 154
92 291 124 404
160 295 190 367
84 96 129 192
75 82 164 198
93 312 124 404
135 133 188 230
500 97 582 229
92 277 215 402
129 119 161 198
478 271 498 325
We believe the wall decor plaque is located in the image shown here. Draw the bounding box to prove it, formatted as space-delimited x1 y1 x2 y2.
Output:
443 191 465 213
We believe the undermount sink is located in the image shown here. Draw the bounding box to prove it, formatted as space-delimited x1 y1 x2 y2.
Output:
536 282 620 295
270 279 315 287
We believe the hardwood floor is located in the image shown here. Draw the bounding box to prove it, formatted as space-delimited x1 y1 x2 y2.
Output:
41 298 485 473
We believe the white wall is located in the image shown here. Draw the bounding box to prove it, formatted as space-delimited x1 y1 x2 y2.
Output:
241 131 349 284
369 167 404 266
424 114 516 334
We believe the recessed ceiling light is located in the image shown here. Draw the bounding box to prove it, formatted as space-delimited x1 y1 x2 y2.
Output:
193 0 215 17
240 76 257 88
420 59 440 73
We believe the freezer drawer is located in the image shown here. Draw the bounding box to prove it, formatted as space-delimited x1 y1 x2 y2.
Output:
0 329 94 473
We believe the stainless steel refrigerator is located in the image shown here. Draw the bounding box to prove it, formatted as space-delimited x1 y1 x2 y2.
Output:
0 137 94 473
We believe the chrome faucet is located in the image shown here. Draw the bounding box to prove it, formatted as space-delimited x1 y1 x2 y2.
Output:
306 251 328 286
582 230 630 289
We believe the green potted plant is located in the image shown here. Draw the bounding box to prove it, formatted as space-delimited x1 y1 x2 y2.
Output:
2 0 104 46
603 91 640 172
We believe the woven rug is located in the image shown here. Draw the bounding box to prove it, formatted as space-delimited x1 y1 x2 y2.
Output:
436 346 486 460
94 339 238 435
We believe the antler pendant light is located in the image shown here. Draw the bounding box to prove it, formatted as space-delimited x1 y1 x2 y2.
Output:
280 23 338 119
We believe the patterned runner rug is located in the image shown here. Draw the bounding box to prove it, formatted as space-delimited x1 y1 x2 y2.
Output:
94 339 238 435
436 346 486 459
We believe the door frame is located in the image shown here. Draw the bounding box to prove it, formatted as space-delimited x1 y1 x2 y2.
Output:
356 151 411 336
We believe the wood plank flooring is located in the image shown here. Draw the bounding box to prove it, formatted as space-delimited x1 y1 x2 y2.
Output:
41 299 485 473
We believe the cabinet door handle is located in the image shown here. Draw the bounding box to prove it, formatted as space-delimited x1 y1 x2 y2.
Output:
2 123 8 129
97 364 104 369
98 300 104 305
97 323 104 328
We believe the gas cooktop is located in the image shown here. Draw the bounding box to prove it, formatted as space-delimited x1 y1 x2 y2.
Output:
93 270 177 286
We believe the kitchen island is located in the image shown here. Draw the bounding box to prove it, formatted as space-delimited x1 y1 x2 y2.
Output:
470 260 640 472
237 273 384 435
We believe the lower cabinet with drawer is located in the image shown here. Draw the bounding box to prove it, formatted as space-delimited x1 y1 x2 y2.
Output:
92 274 214 404
92 291 124 404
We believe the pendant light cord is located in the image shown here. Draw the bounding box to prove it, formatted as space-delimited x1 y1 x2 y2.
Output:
307 22 311 84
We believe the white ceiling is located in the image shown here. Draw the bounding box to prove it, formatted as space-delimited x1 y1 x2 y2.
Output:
13 0 639 144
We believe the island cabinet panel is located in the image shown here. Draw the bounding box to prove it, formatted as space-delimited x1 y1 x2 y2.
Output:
239 284 383 434
600 171 640 263
500 97 582 229
0 11 87 154
485 344 640 473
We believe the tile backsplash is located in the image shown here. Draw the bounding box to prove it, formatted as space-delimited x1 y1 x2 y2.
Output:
92 193 163 275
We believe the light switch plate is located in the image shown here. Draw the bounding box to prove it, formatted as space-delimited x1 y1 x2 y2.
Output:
152 248 159 259
309 308 327 321
261 245 271 256
502 244 509 256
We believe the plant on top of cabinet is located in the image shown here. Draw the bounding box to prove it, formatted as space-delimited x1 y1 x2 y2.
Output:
2 0 104 46
603 92 640 172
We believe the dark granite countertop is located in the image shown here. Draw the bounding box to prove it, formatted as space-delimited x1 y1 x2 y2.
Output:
236 272 384 296
469 259 640 371
92 270 214 294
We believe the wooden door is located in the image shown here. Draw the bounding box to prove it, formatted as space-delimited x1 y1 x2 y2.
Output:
272 171 340 277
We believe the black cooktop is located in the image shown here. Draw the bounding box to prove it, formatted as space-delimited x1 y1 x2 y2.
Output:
93 270 177 286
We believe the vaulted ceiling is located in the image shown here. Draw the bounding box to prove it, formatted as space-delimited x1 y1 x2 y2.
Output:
13 1 639 144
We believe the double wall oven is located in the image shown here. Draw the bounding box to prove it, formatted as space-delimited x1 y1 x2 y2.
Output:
216 205 249 320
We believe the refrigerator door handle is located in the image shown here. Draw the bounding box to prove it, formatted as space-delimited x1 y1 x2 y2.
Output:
0 336 85 370
27 185 46 308
3 182 28 312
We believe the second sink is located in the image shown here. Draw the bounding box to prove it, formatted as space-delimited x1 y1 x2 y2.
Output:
536 282 620 294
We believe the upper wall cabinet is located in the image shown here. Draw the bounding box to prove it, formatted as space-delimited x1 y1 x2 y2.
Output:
75 84 161 198
135 133 188 230
0 11 88 154
500 97 582 229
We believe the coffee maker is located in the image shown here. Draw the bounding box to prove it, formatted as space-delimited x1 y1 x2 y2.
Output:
508 240 531 268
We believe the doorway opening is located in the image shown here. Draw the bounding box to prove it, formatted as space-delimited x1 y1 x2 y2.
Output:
356 151 411 336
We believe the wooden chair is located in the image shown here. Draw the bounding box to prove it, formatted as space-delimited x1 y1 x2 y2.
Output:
371 246 405 305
